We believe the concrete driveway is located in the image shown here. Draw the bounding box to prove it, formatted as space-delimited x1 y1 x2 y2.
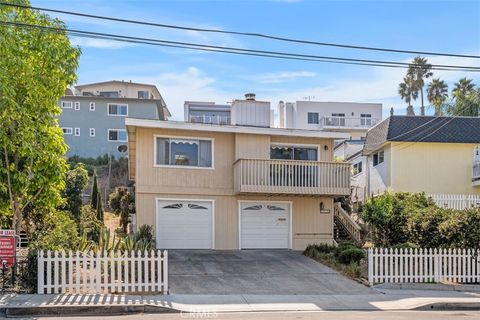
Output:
168 250 375 295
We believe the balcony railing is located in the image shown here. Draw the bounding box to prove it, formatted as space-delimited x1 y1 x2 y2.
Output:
473 161 480 186
234 158 351 195
320 116 380 129
189 115 231 125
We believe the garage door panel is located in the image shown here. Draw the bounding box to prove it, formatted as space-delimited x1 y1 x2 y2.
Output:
157 200 213 249
240 202 290 249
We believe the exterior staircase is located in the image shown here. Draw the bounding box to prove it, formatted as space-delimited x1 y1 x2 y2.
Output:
333 202 362 245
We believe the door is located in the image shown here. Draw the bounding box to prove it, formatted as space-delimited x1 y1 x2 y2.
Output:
156 199 213 249
240 202 291 249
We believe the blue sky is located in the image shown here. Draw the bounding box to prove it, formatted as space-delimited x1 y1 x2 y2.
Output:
33 0 480 120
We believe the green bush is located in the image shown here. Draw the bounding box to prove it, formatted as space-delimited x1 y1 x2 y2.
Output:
136 224 154 244
79 205 103 242
337 248 366 265
439 208 480 248
391 242 418 249
29 210 79 251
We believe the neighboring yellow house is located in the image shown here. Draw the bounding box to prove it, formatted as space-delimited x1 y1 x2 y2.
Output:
363 115 480 197
126 98 352 250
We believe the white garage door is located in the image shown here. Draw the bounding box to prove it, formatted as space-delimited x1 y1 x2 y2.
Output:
156 200 213 249
240 202 291 249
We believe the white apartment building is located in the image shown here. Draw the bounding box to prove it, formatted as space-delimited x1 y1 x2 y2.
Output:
278 101 382 139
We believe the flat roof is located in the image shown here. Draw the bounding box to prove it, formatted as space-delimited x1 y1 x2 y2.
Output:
125 118 350 139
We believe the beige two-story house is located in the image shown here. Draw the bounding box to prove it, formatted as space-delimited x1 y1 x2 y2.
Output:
126 96 351 250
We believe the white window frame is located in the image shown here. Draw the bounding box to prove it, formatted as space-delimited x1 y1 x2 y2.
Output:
74 128 80 136
108 129 127 142
62 127 73 135
353 161 363 176
155 198 216 249
153 134 214 170
238 200 293 250
89 128 95 137
373 151 385 167
107 103 128 116
61 101 73 109
270 143 320 161
307 112 319 124
89 102 95 111
74 101 80 110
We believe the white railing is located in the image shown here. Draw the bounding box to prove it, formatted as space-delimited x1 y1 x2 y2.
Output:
430 194 480 210
234 159 351 195
333 202 362 244
320 116 380 129
189 115 230 125
368 248 480 285
38 250 168 294
473 161 480 183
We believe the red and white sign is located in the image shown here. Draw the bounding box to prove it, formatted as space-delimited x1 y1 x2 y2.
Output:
0 230 16 267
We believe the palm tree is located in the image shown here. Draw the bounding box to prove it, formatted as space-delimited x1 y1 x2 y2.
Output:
407 56 433 116
452 77 475 99
398 75 418 115
427 78 448 116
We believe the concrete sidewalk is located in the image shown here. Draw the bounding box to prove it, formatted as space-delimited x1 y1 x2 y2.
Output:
1 289 479 316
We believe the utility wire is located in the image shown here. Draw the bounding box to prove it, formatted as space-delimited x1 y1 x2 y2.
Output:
2 2 479 59
3 21 480 72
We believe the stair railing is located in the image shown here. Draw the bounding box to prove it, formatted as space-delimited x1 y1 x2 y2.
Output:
333 202 362 244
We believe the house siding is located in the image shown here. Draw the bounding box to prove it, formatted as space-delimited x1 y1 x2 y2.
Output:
390 142 480 195
133 126 339 250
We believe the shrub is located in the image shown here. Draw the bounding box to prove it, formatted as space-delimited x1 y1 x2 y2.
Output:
79 205 103 242
391 242 418 249
136 224 154 244
29 210 79 251
439 208 480 248
407 207 450 247
62 163 89 222
337 248 366 265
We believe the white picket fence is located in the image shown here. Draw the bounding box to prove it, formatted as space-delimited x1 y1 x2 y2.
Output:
368 248 480 285
37 250 168 294
430 194 480 210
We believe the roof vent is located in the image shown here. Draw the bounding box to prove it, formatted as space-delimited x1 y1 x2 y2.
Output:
245 93 256 101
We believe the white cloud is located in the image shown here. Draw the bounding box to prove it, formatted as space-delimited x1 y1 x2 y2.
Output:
70 37 135 49
258 71 318 84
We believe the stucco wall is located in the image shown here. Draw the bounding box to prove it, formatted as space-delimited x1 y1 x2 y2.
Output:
368 146 391 196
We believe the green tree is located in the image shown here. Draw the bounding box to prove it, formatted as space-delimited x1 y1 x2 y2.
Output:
407 57 433 116
79 205 102 242
0 1 80 233
91 171 99 210
446 87 480 116
427 79 448 116
63 163 89 222
96 188 104 222
452 77 475 99
398 75 418 115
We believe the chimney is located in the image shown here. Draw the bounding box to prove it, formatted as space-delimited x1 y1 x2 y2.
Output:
245 93 256 101
390 107 394 116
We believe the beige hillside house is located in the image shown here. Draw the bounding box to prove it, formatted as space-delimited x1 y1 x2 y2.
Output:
126 95 352 250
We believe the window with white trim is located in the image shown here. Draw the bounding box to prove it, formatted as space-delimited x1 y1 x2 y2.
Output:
360 113 372 126
307 112 319 124
74 128 80 136
138 90 150 99
74 101 80 110
108 129 127 142
89 128 95 137
62 127 73 135
61 101 72 109
108 103 128 116
155 137 212 168
89 102 95 111
373 151 384 166
353 161 363 175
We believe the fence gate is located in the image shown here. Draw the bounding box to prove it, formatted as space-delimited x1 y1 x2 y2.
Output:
37 250 168 294
368 248 480 285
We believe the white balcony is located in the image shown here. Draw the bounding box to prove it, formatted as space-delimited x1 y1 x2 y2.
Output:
234 159 351 196
320 116 380 130
189 115 231 125
473 161 480 187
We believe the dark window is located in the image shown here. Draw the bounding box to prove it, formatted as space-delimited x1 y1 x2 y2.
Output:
361 113 372 126
373 151 384 166
271 146 318 161
138 90 150 99
307 112 319 124
353 161 363 175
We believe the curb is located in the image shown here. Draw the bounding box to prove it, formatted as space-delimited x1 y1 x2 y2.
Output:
2 304 178 317
415 302 480 311
375 283 480 293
